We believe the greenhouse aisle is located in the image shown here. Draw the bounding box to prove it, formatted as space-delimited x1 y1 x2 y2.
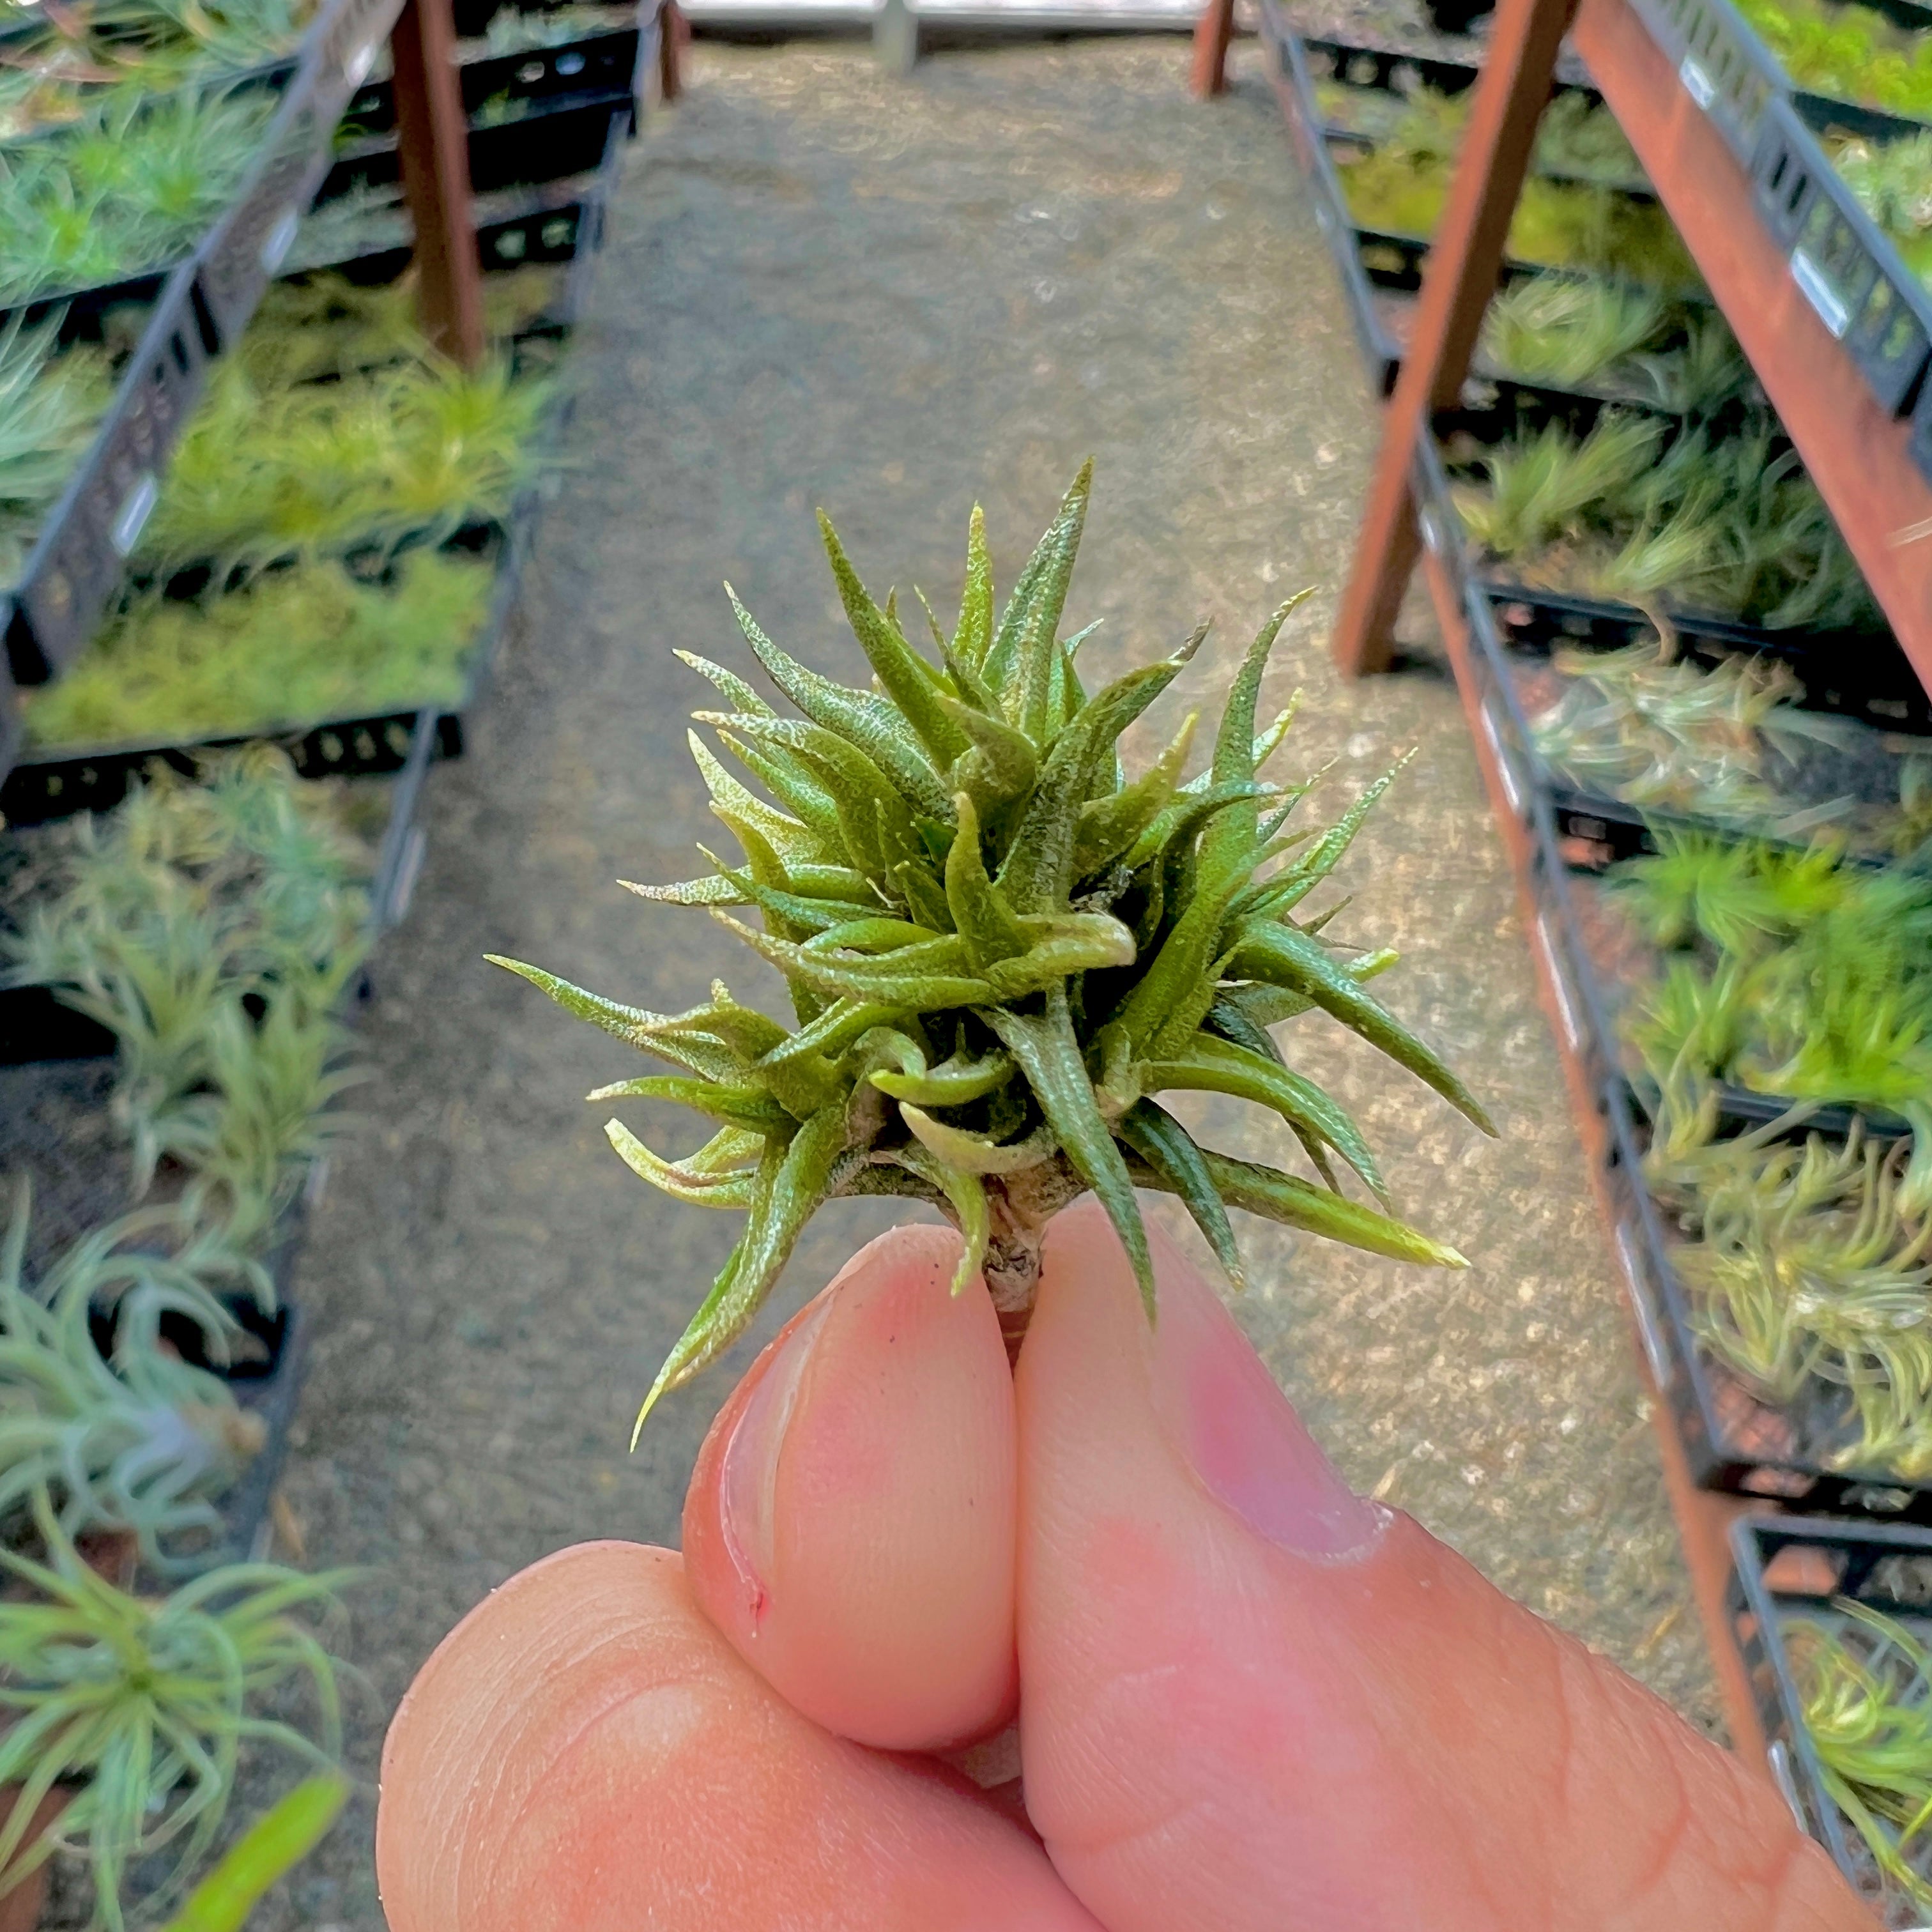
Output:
265 36 1714 1928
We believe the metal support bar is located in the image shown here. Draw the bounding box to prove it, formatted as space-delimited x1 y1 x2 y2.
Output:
1191 0 1236 96
876 0 919 73
392 0 484 367
1330 0 1576 675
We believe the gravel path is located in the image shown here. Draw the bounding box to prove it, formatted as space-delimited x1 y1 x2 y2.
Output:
241 36 1715 1927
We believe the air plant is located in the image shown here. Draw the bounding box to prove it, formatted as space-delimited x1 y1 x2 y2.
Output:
1478 274 1670 391
1526 638 1923 853
1738 0 1932 124
0 1495 346 1932
1644 1073 1932 1476
1615 834 1932 1211
0 1187 265 1570
2 749 371 1235
1454 409 1882 630
23 548 495 750
1337 147 1700 288
1786 1599 1932 1914
494 468 1492 1425
1834 131 1932 291
471 1 638 54
0 310 113 585
0 80 277 302
137 342 550 574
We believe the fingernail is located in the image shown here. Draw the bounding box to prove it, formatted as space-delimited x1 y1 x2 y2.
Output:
1153 1258 1386 1560
719 1294 834 1623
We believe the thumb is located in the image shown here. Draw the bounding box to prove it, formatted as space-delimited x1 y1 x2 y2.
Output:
1014 1197 1871 1932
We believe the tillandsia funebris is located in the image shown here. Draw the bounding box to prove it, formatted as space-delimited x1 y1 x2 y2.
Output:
493 467 1495 1431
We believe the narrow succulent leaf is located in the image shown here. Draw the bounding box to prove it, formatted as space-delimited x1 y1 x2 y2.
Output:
1202 595 1311 877
1123 781 1274 873
807 917 944 954
985 461 1093 737
651 990 792 1059
817 515 973 767
712 729 849 853
726 590 953 816
954 504 995 670
689 731 822 858
1073 712 1197 879
900 1105 1057 1175
1252 756 1414 917
1252 697 1303 772
588 1074 797 1134
676 648 774 716
705 714 912 878
986 986 1153 1315
939 694 1038 812
916 586 949 653
1142 1032 1388 1202
869 1048 1015 1105
946 793 1029 967
605 1119 761 1206
634 1112 859 1434
1221 950 1397 1030
624 873 747 908
886 1146 989 1294
981 916 1135 999
894 859 954 933
720 912 993 1009
998 641 1204 916
1164 1144 1468 1269
1229 919 1496 1132
1204 995 1284 1066
691 868 877 936
487 958 678 1054
1048 638 1085 735
1116 1101 1244 1290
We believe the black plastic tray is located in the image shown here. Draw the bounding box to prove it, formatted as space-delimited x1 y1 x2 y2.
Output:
1731 1514 1932 1924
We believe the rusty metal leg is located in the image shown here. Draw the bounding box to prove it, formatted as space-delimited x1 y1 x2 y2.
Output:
1190 0 1236 97
1330 0 1577 675
392 0 484 368
659 0 687 102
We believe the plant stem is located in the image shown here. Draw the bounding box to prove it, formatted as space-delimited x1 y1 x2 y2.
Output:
981 1157 1087 1359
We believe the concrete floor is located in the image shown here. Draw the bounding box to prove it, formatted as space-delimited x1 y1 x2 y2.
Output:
250 36 1717 1928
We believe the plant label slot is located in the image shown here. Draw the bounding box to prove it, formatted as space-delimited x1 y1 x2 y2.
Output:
1763 1739 1809 1836
1790 248 1851 339
110 475 158 557
1678 53 1717 111
260 208 301 276
1614 1221 1673 1390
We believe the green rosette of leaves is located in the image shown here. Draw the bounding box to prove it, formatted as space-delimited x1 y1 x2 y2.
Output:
494 467 1494 1431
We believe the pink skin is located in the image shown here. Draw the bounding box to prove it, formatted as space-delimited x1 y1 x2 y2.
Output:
379 1204 1876 1932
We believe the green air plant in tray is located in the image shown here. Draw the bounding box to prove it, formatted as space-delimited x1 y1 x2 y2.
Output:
0 1495 346 1932
1612 832 1932 1208
494 467 1494 1425
1474 273 1753 415
1834 131 1932 291
2 749 372 1251
0 80 278 304
0 0 314 139
1737 0 1932 123
1525 637 1932 857
1452 408 1881 631
1643 1070 1932 1480
1785 1596 1932 1917
0 1187 267 1572
0 311 114 588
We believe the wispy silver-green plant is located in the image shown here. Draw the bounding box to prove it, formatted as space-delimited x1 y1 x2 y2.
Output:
0 311 112 583
0 1187 263 1570
494 468 1493 1426
0 1495 346 1931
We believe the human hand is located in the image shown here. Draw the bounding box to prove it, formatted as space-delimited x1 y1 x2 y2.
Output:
376 1197 1873 1930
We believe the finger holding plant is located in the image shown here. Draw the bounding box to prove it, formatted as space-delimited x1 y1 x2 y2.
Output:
494 466 1494 1430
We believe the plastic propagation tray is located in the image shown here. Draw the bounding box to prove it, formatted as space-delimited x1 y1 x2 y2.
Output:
0 0 411 689
1731 1514 1932 1924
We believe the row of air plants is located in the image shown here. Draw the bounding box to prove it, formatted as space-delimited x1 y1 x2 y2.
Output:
1330 88 1699 289
0 749 369 1926
1737 0 1932 124
1316 80 1647 192
1613 834 1932 1163
0 311 114 588
1474 272 1752 415
0 79 279 305
1524 636 1932 857
1643 1068 1932 1480
0 0 312 141
1451 407 1881 630
19 270 555 753
1833 131 1932 292
1785 1596 1932 1915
